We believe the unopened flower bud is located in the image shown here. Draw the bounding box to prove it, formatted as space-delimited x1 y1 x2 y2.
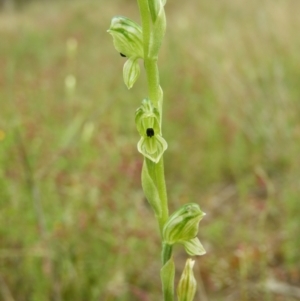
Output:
177 259 197 301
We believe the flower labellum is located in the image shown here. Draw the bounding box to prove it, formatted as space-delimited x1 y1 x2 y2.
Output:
135 99 167 163
182 237 206 256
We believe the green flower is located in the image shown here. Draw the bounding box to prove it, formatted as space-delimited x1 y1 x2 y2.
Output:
108 16 143 58
135 99 167 163
163 203 205 250
108 16 143 89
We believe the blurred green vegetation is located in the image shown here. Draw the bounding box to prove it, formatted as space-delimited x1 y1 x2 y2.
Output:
1 0 300 300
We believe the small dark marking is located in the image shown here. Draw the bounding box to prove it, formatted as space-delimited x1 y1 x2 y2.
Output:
120 53 126 57
146 128 155 138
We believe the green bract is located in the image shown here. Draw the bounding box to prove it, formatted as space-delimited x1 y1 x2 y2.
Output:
163 203 205 245
148 0 167 23
135 99 167 163
160 257 175 301
148 0 160 22
149 1 166 58
108 16 143 89
177 259 197 301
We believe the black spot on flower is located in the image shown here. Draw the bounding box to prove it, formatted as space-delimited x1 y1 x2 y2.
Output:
120 53 126 57
146 128 155 137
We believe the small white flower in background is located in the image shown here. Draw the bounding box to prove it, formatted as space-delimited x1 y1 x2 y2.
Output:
65 74 76 93
66 37 78 58
81 122 95 143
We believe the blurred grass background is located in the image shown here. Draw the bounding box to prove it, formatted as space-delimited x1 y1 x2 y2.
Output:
1 0 300 300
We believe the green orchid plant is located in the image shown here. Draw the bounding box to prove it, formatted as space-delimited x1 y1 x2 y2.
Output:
108 1 206 300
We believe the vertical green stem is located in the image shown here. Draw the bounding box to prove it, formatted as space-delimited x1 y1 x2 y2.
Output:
146 157 169 234
162 243 173 265
137 0 151 56
155 158 168 231
137 1 173 300
137 0 169 235
144 58 160 106
137 0 161 106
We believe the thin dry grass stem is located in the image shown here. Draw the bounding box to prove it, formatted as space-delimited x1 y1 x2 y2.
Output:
14 127 47 237
14 128 62 301
0 274 15 301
